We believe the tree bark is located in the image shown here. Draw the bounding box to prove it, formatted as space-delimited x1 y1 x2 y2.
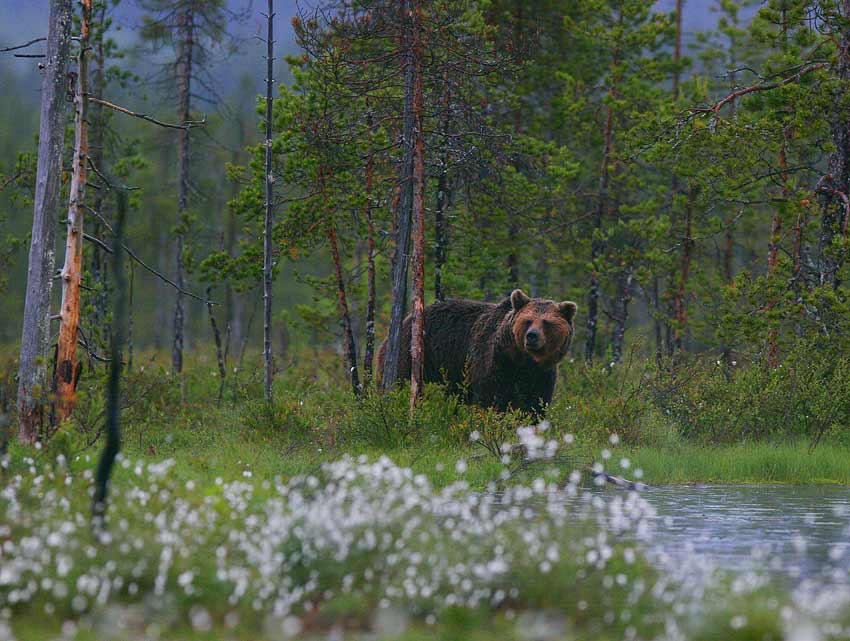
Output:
585 101 614 362
380 0 418 390
610 270 633 365
263 0 275 404
17 0 73 443
56 0 91 422
766 134 789 367
434 76 451 303
173 2 194 401
363 146 377 389
89 1 109 339
91 189 128 528
819 0 850 288
328 218 361 397
673 187 694 351
409 3 426 410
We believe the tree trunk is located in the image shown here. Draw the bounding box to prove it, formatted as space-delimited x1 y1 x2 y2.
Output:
819 0 850 288
380 0 418 390
434 77 451 302
363 148 377 389
56 0 91 422
766 135 789 367
91 189 128 528
328 220 361 397
673 187 695 351
207 286 227 405
610 270 633 365
585 101 614 362
173 3 194 401
667 0 685 354
127 259 134 372
409 4 426 411
263 0 275 404
17 0 73 443
89 1 109 340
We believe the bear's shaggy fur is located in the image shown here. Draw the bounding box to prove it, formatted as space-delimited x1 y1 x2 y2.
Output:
378 289 577 416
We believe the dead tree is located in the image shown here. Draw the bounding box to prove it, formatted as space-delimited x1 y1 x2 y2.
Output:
17 0 73 443
55 0 92 422
263 0 275 403
408 0 427 409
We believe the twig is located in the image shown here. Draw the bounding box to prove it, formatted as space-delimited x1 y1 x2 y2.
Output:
0 171 22 192
88 96 206 130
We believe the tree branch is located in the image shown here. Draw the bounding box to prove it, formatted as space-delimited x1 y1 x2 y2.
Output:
689 62 829 116
1 37 46 52
88 96 206 130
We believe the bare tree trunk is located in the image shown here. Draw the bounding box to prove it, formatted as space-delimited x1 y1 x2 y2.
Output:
363 147 377 389
207 286 227 404
434 76 451 303
173 3 195 402
652 276 663 366
92 189 128 529
610 270 633 365
127 259 134 372
673 187 694 351
409 5 426 410
263 0 275 403
89 1 109 340
667 0 685 354
328 218 361 397
56 0 92 422
17 0 73 443
585 101 614 362
381 0 417 390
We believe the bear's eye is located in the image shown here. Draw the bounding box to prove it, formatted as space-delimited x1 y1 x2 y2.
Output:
542 320 554 329
524 319 532 329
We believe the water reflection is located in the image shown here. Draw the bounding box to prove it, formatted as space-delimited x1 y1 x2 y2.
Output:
635 485 850 585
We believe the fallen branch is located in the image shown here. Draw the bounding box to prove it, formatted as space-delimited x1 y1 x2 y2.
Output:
88 96 206 130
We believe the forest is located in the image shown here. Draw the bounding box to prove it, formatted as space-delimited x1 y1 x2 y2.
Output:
4 0 850 640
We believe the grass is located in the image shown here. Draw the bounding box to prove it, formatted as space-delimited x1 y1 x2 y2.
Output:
627 441 850 485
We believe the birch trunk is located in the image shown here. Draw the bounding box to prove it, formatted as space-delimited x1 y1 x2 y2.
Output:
17 0 73 443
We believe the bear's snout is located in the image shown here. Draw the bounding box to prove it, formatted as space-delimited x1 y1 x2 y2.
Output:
525 328 543 350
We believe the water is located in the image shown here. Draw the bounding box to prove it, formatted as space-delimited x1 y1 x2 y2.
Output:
636 485 850 586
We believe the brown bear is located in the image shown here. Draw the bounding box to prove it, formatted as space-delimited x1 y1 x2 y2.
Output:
377 289 577 416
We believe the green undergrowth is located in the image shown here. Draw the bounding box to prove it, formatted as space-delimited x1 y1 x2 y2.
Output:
6 345 850 487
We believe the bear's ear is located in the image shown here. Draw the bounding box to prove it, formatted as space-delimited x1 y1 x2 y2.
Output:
558 301 578 323
510 289 530 311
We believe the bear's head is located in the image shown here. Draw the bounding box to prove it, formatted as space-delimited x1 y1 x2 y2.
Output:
509 289 578 367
